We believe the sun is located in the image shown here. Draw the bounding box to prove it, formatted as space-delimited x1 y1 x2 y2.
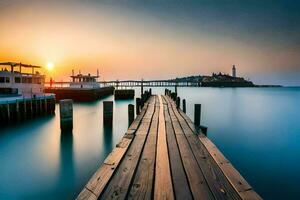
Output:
46 62 54 71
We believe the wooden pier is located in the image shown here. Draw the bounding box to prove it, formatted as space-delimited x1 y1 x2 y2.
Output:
0 94 55 125
77 95 261 200
45 80 200 88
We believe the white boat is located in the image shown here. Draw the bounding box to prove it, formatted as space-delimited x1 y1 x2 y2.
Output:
0 62 45 97
69 70 100 89
45 70 114 101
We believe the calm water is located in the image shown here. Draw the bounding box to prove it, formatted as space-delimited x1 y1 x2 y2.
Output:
0 87 300 199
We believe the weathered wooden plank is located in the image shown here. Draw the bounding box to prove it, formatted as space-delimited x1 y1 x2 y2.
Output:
99 135 147 200
128 97 159 199
163 98 193 200
142 97 156 122
186 134 242 200
154 95 174 200
76 188 97 200
170 96 262 200
77 97 152 199
167 106 214 199
199 136 262 198
99 97 157 200
78 139 132 199
165 96 241 199
128 98 152 131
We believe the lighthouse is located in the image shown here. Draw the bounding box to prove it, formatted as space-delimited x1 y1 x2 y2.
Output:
232 65 236 77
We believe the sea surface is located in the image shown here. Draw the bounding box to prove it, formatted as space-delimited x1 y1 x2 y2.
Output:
0 87 300 199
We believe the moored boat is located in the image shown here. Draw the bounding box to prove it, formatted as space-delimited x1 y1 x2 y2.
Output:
0 62 56 125
45 70 114 101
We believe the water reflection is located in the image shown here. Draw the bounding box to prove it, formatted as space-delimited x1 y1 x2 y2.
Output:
103 126 113 156
58 132 75 199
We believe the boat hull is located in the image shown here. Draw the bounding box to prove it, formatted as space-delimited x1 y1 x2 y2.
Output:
45 86 115 102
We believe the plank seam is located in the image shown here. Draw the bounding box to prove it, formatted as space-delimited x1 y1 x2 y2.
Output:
162 95 193 199
166 96 242 199
171 96 261 200
77 98 152 199
125 95 159 199
165 96 215 199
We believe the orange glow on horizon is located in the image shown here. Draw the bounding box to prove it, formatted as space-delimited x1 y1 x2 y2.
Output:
0 1 299 83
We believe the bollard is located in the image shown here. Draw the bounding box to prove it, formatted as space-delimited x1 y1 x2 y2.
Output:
171 92 177 101
176 97 180 109
171 92 175 101
141 79 144 97
175 83 178 94
128 104 134 127
194 104 201 127
200 125 208 136
141 93 145 108
59 99 73 132
136 98 141 115
149 88 152 95
183 99 186 113
103 101 113 127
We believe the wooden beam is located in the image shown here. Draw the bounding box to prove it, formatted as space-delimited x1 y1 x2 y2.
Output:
154 95 174 199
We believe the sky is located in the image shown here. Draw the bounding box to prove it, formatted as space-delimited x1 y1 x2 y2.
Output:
0 0 300 85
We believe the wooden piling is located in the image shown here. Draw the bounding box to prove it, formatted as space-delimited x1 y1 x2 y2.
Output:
136 98 141 115
59 99 73 132
200 125 208 136
176 97 180 109
7 103 10 122
182 99 186 113
141 79 144 96
16 100 20 122
128 104 134 127
194 104 201 127
141 93 145 108
103 101 113 127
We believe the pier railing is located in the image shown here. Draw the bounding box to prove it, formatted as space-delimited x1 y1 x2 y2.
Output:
45 80 201 88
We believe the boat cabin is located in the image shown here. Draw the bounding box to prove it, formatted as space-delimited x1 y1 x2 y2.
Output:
70 72 100 89
0 62 45 96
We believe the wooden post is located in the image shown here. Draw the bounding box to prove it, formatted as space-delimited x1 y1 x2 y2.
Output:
176 97 180 109
30 99 33 118
24 99 27 120
200 126 208 136
183 99 186 113
7 103 10 122
44 98 47 115
141 79 144 97
128 104 134 127
103 101 113 127
136 98 141 115
141 93 145 108
16 100 20 122
175 82 178 93
149 88 152 96
39 98 42 115
194 104 201 127
171 92 177 101
59 99 73 132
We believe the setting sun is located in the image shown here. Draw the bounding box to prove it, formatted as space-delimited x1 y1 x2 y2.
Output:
46 62 54 71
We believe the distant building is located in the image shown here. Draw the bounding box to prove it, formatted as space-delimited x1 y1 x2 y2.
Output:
232 65 236 77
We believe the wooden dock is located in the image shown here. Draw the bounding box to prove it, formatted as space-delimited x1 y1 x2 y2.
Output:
0 94 55 125
77 95 261 200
